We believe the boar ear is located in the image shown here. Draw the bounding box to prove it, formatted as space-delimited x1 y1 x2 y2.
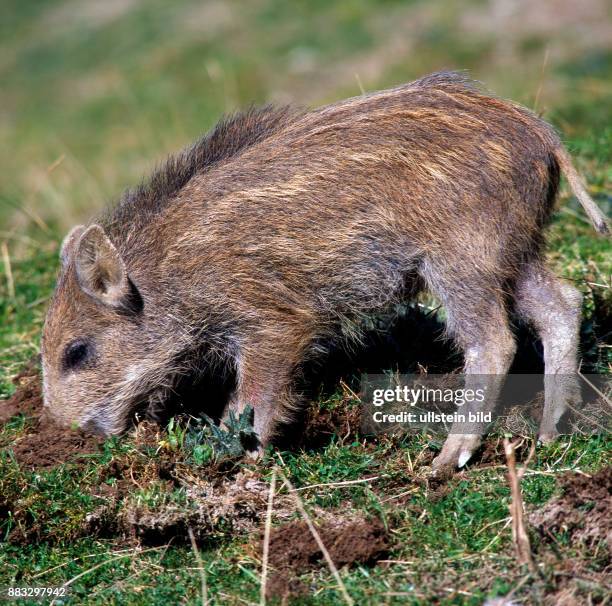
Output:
60 225 86 267
74 225 142 313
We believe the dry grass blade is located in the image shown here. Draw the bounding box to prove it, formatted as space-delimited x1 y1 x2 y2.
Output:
578 372 612 408
188 527 208 606
354 72 365 95
503 438 536 572
260 469 277 606
278 470 354 606
1 241 15 300
533 45 550 114
291 475 380 492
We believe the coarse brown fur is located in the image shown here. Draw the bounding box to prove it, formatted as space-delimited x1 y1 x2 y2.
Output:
41 71 609 470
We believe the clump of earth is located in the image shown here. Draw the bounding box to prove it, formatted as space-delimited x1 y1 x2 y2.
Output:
256 514 389 600
530 466 611 549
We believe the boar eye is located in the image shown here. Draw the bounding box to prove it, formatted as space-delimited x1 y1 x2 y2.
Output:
63 339 93 371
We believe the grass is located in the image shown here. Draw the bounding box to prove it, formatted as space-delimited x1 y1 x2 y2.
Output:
1 419 610 604
0 0 610 604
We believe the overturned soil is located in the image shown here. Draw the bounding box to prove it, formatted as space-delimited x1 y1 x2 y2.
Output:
258 515 389 600
106 467 296 545
1 357 102 468
0 357 43 424
9 420 103 469
530 466 612 549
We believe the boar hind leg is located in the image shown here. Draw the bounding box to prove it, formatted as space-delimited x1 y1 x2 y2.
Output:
423 266 517 473
515 263 582 442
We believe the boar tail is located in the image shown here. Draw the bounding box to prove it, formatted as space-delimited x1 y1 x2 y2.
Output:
554 145 609 235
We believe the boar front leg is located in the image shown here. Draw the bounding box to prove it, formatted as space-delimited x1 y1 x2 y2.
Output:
432 327 516 474
223 329 309 456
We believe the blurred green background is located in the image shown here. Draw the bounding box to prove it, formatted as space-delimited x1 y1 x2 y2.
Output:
0 0 610 379
1 0 611 240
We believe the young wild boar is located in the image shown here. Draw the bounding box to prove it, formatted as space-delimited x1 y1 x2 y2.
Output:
41 72 608 471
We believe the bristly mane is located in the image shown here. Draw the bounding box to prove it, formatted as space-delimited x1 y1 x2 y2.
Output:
102 72 480 237
409 70 481 91
104 105 299 233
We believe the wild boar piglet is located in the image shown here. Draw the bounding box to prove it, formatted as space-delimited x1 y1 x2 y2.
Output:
41 72 609 471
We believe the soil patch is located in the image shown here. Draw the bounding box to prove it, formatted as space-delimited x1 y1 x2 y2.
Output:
0 356 43 424
123 468 292 543
10 420 103 469
541 555 611 606
259 515 389 600
279 398 362 451
530 466 612 549
299 400 361 448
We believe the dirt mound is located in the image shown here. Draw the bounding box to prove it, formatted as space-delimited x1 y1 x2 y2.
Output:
261 515 389 600
277 397 362 451
300 401 361 449
10 420 103 469
540 555 611 606
0 356 43 424
530 467 612 549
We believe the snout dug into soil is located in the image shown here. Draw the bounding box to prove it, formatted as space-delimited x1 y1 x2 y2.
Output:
1 357 103 469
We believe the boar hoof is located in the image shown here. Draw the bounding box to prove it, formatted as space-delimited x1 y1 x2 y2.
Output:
244 444 265 461
537 431 559 445
431 434 482 475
